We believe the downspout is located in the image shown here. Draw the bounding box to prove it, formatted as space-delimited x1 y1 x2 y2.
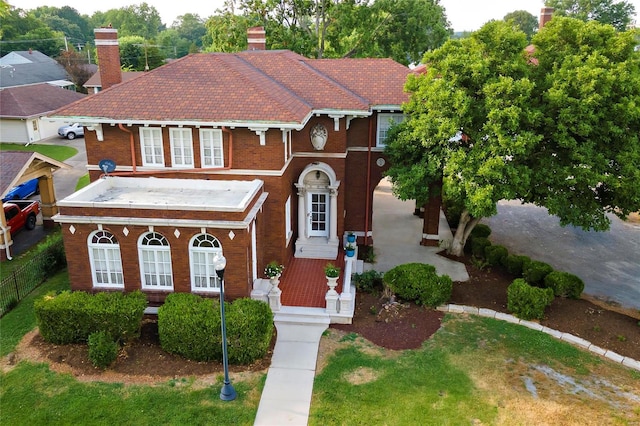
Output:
118 123 137 173
107 125 234 177
1 225 12 260
364 115 374 246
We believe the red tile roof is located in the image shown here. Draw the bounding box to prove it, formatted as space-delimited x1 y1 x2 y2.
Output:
0 83 86 118
51 50 410 127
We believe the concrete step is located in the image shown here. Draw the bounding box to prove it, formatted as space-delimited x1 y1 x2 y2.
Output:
274 306 331 326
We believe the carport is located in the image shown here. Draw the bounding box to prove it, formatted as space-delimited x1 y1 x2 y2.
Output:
0 151 69 260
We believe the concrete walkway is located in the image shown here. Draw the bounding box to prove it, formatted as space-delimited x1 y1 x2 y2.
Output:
254 308 329 425
372 178 469 282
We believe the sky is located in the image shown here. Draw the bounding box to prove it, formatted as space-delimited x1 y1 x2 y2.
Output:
11 0 640 32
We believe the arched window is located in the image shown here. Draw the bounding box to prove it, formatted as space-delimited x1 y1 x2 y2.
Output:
88 230 124 287
189 233 222 292
138 232 173 289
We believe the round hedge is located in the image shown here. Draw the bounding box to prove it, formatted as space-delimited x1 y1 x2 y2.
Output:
383 263 452 307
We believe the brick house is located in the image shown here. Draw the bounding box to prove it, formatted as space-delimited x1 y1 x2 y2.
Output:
49 27 442 308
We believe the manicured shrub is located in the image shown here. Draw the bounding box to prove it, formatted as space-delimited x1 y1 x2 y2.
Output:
544 271 585 299
88 331 119 369
507 278 554 320
470 223 492 239
34 232 67 276
484 245 508 266
158 294 274 364
501 254 531 276
34 290 147 344
383 263 452 307
158 293 222 362
226 298 274 364
353 270 384 294
471 237 491 258
523 260 554 285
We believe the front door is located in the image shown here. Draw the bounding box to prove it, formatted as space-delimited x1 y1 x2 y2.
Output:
308 192 329 237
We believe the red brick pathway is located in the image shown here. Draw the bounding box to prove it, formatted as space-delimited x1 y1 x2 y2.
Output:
279 254 344 308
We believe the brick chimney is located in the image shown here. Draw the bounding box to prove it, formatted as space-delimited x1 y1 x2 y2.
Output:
94 27 122 90
247 27 266 50
539 7 554 30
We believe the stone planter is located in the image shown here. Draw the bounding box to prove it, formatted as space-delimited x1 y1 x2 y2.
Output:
326 276 339 293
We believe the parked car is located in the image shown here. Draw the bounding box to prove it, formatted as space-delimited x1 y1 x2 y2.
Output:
3 200 40 235
58 123 84 139
2 178 39 202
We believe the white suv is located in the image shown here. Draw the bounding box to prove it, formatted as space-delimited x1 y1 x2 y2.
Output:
58 123 84 140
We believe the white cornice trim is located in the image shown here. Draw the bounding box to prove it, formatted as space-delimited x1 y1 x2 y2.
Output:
53 193 268 230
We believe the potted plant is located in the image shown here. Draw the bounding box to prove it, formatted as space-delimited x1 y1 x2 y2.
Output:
265 261 284 285
346 231 356 243
324 262 340 278
324 262 341 293
345 243 356 257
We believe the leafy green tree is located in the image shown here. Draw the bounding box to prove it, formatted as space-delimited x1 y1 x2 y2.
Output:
384 18 640 256
93 3 164 39
504 10 539 41
0 7 65 56
31 6 93 43
545 0 636 31
119 35 165 71
203 12 252 52
171 13 206 50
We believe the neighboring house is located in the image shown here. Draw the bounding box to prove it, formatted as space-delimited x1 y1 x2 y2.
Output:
0 151 70 261
0 50 74 89
48 27 443 306
83 70 144 94
0 83 86 143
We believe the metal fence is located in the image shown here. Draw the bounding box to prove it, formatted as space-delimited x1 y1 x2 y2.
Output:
0 244 64 317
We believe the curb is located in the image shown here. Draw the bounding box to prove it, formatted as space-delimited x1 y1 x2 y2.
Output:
437 304 640 372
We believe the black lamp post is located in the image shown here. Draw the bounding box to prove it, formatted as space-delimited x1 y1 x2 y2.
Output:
213 252 237 401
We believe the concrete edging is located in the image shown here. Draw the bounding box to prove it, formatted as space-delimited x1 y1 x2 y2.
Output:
437 304 640 372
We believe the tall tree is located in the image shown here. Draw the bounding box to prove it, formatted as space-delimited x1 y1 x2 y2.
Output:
545 0 636 31
503 10 539 41
384 18 640 256
0 7 65 56
94 3 164 39
119 35 165 71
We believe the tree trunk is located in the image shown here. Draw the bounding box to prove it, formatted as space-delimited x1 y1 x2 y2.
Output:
448 209 481 257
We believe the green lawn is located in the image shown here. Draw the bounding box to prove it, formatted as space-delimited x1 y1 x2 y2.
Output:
2 271 638 425
310 316 640 425
0 142 77 162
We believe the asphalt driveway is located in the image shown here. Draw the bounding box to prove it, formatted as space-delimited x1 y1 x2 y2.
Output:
484 200 640 311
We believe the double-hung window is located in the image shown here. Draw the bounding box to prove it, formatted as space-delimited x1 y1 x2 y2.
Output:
376 113 405 147
138 232 173 290
88 230 124 288
189 233 222 292
199 129 224 167
170 128 194 168
139 127 164 166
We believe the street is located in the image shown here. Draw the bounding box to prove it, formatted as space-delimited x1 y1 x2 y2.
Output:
484 200 640 311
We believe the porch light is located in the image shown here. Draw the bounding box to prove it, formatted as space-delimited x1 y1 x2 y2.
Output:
212 252 237 401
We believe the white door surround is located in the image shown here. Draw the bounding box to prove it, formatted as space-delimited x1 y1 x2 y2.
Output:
294 162 340 259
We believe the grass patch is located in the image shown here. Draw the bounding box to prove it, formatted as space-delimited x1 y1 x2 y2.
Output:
1 362 261 425
311 316 639 425
0 270 70 356
0 143 77 162
75 173 90 190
